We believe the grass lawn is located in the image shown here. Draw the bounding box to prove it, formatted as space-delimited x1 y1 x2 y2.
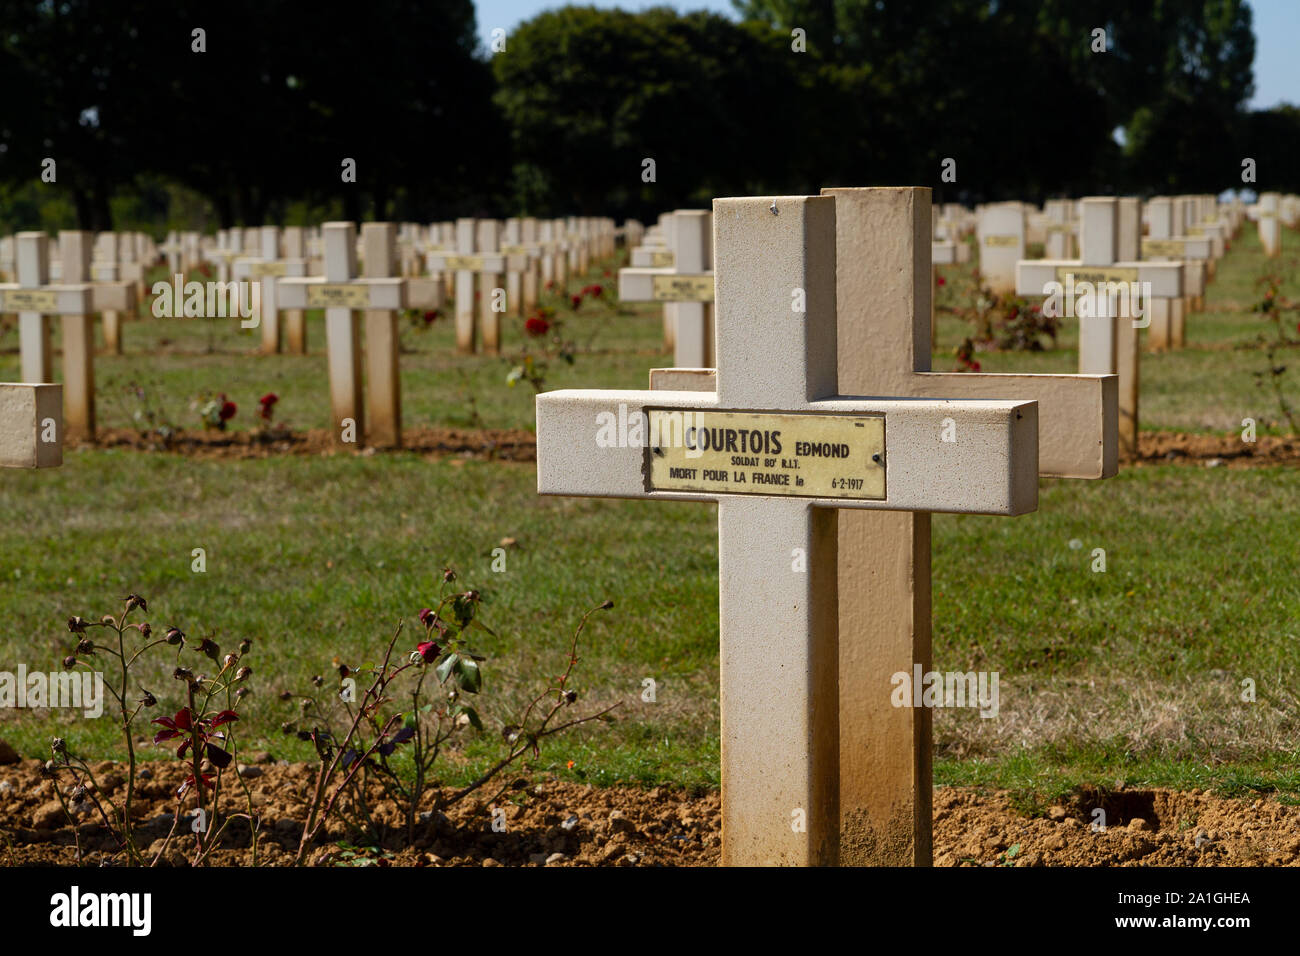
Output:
0 224 1297 806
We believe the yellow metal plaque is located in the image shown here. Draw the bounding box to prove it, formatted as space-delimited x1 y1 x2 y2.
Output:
983 234 1020 247
1045 223 1070 233
646 410 885 500
1141 239 1185 258
500 244 528 255
249 261 288 278
1187 226 1204 236
649 251 674 267
443 255 485 270
4 289 59 311
1054 266 1140 285
651 274 713 302
306 284 369 308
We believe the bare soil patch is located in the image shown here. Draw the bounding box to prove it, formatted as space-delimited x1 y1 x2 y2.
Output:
1133 430 1300 468
73 426 537 462
1 755 1296 866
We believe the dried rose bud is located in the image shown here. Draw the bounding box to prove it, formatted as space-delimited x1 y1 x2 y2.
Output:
236 666 252 682
139 622 152 638
173 666 194 683
563 690 578 704
51 737 66 755
280 721 295 735
165 626 184 646
67 616 88 634
238 638 252 655
75 638 94 656
62 655 77 669
222 653 238 670
299 698 311 712
442 567 457 582
235 687 250 701
72 784 87 800
100 615 115 626
124 593 147 612
198 638 219 662
337 663 351 679
139 690 157 708
447 688 459 703
40 761 56 777
278 691 293 702
311 675 324 688
600 599 614 610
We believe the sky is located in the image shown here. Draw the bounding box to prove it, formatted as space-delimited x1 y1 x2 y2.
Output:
474 0 1297 110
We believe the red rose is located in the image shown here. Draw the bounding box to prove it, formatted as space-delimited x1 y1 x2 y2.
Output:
525 316 550 336
570 294 582 309
417 640 440 663
971 361 981 372
423 309 440 324
937 276 946 286
219 399 237 421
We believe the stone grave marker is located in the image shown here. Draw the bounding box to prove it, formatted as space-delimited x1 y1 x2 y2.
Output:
619 210 714 367
278 222 404 444
1017 197 1183 458
651 186 1116 864
0 382 62 468
233 226 309 355
976 203 1024 294
1142 198 1211 350
0 234 94 433
536 193 1040 865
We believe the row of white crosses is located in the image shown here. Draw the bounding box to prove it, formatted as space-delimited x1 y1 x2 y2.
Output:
0 232 136 441
536 186 1117 865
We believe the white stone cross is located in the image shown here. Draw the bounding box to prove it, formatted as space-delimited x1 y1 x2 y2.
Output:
976 203 1025 294
1017 197 1183 457
619 210 715 367
90 233 140 355
536 194 1040 865
1256 192 1281 257
0 383 62 468
0 233 96 441
1142 198 1212 350
278 221 405 444
233 226 309 354
649 186 1116 864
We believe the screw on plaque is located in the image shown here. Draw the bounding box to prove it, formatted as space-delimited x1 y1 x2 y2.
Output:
871 453 883 464
769 200 778 215
652 446 664 457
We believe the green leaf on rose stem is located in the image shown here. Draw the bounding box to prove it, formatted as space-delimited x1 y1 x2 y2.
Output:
420 703 433 714
462 706 483 731
456 658 482 694
404 713 417 729
435 653 459 684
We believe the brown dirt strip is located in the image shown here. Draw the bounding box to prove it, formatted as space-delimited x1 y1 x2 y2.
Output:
1 756 1296 866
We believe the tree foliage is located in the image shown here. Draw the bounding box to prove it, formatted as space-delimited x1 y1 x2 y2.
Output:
0 0 1290 231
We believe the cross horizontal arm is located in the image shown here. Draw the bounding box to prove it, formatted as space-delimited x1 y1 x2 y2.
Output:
0 284 92 315
909 372 1117 478
277 277 405 310
88 281 135 313
536 388 1038 515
